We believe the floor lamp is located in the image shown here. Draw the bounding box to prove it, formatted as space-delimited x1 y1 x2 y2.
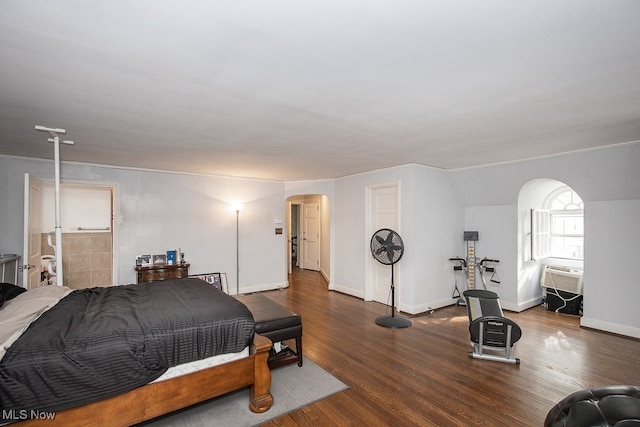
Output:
233 204 243 295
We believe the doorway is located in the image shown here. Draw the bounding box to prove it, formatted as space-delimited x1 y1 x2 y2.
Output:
365 182 400 305
24 175 117 289
286 194 330 284
290 203 300 269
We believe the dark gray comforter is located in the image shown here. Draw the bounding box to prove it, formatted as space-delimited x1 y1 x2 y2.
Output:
0 278 255 414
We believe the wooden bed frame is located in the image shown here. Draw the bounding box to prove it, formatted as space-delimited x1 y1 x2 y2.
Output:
14 334 273 427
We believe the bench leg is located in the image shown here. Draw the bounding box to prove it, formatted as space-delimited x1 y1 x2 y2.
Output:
296 336 303 367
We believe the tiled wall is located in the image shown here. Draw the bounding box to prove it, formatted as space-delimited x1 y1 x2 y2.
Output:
41 232 112 289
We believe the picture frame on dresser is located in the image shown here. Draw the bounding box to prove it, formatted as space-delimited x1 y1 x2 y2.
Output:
220 273 229 294
153 254 166 265
136 255 152 266
189 272 228 294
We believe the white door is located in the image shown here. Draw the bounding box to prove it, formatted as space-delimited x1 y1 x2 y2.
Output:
23 174 43 289
368 184 399 305
302 202 320 271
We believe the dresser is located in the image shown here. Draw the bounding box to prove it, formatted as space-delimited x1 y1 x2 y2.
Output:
135 263 190 284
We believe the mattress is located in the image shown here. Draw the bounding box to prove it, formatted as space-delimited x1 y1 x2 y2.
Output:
153 346 249 383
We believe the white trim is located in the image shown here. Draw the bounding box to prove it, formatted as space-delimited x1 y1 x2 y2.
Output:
501 296 543 313
364 181 401 304
240 280 289 295
449 140 640 172
329 283 364 300
319 267 330 285
0 154 283 183
337 163 445 180
404 297 457 315
4 140 640 181
581 316 640 340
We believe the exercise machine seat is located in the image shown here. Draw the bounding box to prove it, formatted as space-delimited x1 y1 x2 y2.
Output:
545 385 640 427
463 289 522 364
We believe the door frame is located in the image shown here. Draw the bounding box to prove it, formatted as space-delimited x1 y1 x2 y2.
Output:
285 194 330 282
364 181 400 302
24 177 120 287
286 200 302 274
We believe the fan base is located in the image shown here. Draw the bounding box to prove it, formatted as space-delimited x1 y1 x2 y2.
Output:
375 314 412 329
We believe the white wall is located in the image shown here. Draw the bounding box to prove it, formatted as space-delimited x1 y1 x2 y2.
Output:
3 141 639 337
0 156 287 292
450 142 640 337
464 205 518 306
320 194 331 281
328 164 462 314
401 165 464 313
41 183 112 233
581 199 640 337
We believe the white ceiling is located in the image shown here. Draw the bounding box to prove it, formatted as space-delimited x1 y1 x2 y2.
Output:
1 1 639 181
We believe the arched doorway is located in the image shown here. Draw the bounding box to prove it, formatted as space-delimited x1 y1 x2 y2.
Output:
517 179 584 316
285 194 331 285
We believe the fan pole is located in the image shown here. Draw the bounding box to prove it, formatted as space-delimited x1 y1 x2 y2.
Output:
391 265 396 317
375 262 412 328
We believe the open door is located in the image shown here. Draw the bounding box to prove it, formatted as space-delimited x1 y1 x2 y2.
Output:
302 202 320 271
23 173 43 289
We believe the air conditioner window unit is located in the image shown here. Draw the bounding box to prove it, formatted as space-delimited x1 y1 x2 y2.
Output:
541 265 583 295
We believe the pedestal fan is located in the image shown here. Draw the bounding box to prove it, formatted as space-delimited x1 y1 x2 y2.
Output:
370 228 411 328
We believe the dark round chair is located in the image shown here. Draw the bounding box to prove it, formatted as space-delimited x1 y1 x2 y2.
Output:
545 385 640 426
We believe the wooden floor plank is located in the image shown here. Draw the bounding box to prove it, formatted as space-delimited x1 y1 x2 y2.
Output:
258 268 640 426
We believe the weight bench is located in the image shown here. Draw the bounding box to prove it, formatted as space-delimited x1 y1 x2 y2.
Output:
463 289 522 364
236 293 303 368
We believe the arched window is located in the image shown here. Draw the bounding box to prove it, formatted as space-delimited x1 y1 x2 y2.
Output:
543 187 584 260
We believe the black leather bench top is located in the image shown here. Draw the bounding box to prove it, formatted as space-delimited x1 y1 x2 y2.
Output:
236 293 301 334
545 385 640 427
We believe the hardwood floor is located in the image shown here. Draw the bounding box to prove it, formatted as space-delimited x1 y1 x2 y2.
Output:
258 268 640 426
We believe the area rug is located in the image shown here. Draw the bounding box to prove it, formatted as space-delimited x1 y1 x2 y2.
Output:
143 358 348 427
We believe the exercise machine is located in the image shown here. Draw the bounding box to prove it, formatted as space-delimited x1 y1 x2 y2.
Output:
449 231 501 304
478 257 501 288
463 289 522 364
448 232 522 363
448 256 467 304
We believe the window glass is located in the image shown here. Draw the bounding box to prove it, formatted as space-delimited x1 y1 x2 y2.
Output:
544 187 584 260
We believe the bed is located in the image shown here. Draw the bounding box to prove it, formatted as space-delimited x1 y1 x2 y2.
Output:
0 279 273 426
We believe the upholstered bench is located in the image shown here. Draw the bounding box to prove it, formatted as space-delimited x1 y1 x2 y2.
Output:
236 293 303 368
545 385 640 426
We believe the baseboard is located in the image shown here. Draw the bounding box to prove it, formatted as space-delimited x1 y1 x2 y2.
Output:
402 297 459 315
581 316 640 340
323 292 459 315
328 283 364 299
501 296 543 313
240 281 289 295
406 296 543 315
319 268 329 285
